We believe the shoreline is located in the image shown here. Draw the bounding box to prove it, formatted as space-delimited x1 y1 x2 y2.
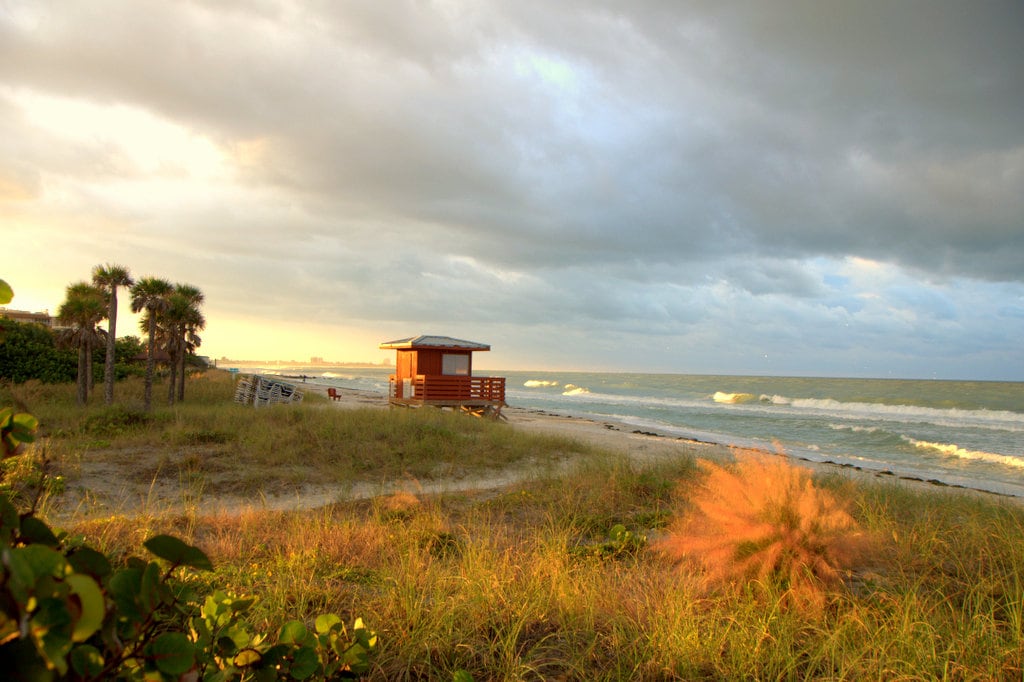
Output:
293 376 1022 505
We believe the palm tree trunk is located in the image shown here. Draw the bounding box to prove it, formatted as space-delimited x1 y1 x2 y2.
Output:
77 344 88 406
86 339 94 396
104 291 118 405
177 348 187 402
167 347 178 406
144 317 156 412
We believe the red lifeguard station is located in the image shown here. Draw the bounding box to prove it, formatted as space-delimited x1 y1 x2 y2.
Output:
379 335 506 419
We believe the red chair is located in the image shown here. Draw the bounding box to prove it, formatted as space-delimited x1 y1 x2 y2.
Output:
327 387 343 401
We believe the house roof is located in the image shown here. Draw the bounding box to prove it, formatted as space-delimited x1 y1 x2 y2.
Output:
379 335 491 351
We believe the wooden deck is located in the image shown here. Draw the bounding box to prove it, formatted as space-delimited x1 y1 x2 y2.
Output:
387 374 506 419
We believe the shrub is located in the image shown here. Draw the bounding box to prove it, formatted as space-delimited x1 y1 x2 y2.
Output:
658 450 873 611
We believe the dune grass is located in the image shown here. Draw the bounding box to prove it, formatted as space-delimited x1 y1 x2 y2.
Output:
5 372 1024 679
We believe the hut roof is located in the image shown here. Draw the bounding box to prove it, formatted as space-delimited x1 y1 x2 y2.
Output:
379 335 490 351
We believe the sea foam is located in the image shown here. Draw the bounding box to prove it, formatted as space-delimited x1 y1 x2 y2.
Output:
712 391 756 404
905 437 1024 469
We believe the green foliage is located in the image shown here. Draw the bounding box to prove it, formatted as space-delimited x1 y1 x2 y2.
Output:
0 496 377 680
570 522 648 560
0 320 77 384
1 406 38 458
0 375 376 680
0 279 12 305
80 405 152 437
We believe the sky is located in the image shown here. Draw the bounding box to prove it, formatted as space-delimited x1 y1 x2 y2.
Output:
2 1 1023 380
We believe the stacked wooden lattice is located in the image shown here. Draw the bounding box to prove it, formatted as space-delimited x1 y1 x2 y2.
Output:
233 375 304 407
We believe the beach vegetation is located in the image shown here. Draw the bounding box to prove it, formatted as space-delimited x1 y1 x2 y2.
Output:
129 276 175 412
3 373 1023 679
91 264 134 406
56 281 107 407
658 450 876 613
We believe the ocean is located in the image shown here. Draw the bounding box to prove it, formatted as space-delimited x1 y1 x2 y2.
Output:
253 366 1024 499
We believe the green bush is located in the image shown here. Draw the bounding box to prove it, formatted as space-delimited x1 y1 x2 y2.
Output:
0 320 77 384
1 400 376 680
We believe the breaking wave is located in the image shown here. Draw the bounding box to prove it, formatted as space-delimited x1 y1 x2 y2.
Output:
755 395 1024 431
905 437 1024 469
524 380 560 388
562 384 590 396
712 391 756 404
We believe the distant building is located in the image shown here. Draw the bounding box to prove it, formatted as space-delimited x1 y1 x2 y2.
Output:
0 308 55 328
310 356 325 364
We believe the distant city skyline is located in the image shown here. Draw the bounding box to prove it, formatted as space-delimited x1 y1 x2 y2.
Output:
4 2 1022 380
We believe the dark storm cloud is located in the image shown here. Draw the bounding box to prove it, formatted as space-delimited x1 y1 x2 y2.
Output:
2 0 1022 377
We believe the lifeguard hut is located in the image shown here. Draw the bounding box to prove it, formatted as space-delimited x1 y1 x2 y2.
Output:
379 335 506 419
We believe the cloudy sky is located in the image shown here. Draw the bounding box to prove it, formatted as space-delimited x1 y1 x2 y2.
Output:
3 1 1023 379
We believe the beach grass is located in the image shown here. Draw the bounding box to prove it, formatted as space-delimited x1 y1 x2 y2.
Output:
6 372 1024 679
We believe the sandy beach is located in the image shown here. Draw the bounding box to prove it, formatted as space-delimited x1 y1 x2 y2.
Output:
54 376 1009 521
300 380 1006 503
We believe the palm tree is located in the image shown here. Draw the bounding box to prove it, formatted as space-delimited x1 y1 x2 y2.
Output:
172 284 204 403
57 282 106 406
92 264 134 406
157 284 206 405
130 277 173 412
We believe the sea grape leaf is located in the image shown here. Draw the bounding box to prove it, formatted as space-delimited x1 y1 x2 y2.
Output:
108 568 143 622
279 620 309 645
66 574 105 642
150 632 195 675
288 645 319 680
70 644 105 677
144 534 213 571
314 613 341 634
19 544 66 579
139 560 163 612
0 496 20 541
0 280 12 305
234 648 262 667
19 516 59 547
67 547 112 579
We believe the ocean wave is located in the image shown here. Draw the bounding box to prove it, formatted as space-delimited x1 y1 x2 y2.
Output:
563 384 590 396
524 380 560 388
828 423 884 434
712 391 756 404
904 437 1024 469
759 395 1024 431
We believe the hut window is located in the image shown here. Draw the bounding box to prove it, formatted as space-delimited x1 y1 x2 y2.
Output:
442 354 469 376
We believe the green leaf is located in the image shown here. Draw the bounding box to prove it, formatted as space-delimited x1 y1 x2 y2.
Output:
70 644 105 677
288 645 319 680
234 648 262 667
20 515 59 547
143 534 213 571
139 560 163 612
0 279 12 305
314 613 341 634
66 574 105 642
150 632 195 676
279 620 309 645
453 671 475 682
108 568 143 622
19 544 67 579
67 547 112 579
0 496 18 540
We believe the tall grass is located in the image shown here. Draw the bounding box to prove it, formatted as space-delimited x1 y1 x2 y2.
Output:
8 372 1024 679
5 371 603 498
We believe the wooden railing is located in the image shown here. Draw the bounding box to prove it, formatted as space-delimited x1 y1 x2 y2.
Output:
388 374 506 404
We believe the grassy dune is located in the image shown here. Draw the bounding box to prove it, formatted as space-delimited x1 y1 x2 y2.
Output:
4 371 1024 679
